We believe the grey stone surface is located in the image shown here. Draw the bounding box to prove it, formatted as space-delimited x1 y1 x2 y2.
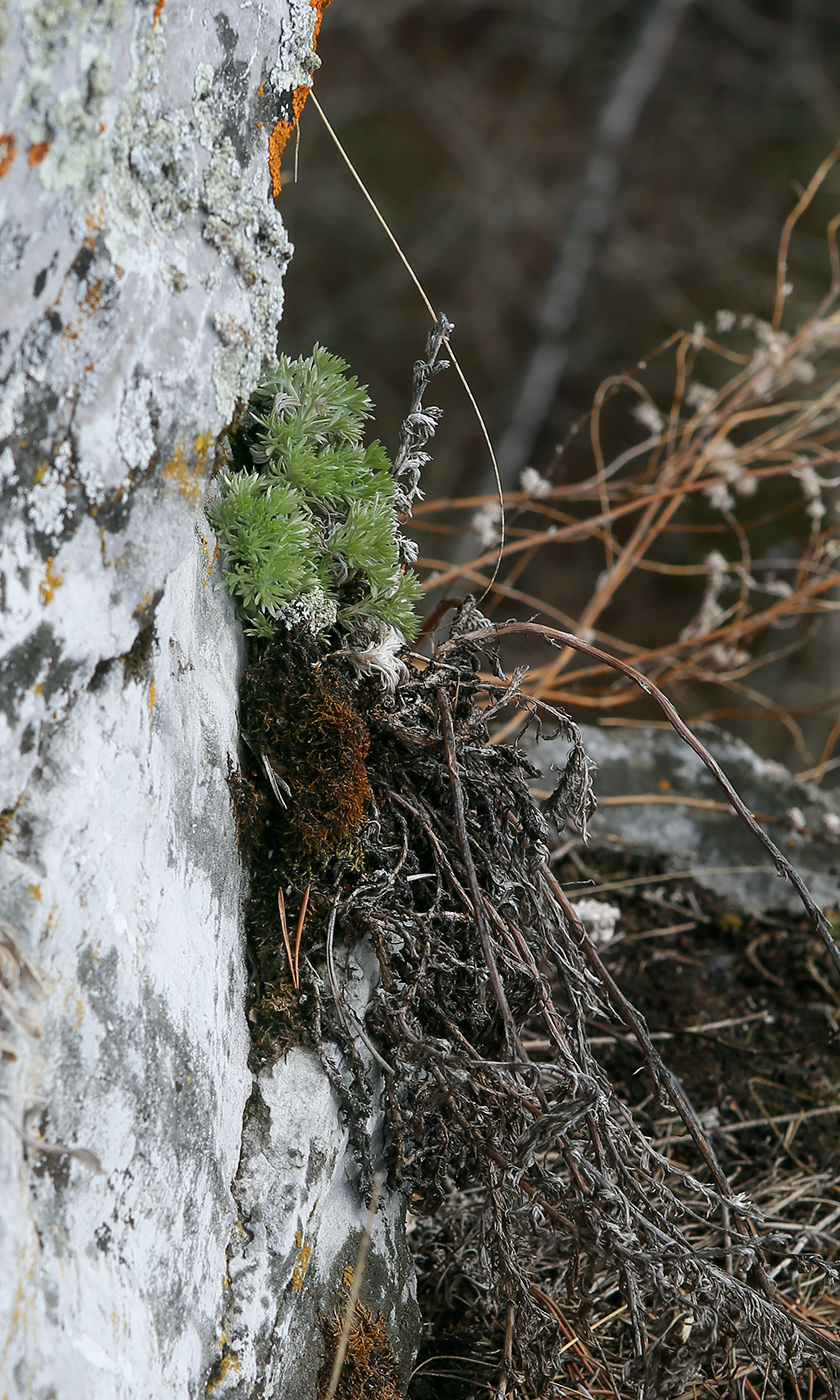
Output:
0 4 418 1396
538 722 840 914
0 0 313 809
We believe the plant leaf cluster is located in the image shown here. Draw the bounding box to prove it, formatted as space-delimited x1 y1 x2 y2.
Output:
207 345 421 643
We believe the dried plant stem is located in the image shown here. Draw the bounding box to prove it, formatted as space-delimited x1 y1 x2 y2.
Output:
436 688 523 1057
309 91 506 599
773 143 840 332
440 621 840 978
292 882 310 991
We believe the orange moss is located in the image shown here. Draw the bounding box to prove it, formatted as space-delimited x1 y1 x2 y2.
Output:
27 142 50 168
0 133 17 180
236 643 373 866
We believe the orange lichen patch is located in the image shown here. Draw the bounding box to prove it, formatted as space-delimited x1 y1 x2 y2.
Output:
62 276 106 341
0 132 17 180
82 277 104 315
268 84 309 198
257 83 264 97
33 461 49 485
86 200 107 234
151 0 165 26
162 440 204 509
27 142 50 168
39 557 64 606
147 678 156 715
267 0 333 196
27 884 42 902
311 0 333 47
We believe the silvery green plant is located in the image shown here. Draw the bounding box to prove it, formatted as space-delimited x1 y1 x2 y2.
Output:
206 341 443 656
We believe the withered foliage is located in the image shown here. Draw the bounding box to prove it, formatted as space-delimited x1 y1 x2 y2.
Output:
231 629 372 1060
320 1305 402 1400
231 604 840 1398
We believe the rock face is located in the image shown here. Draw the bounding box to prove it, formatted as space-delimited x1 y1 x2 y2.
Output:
538 722 840 915
0 4 417 1396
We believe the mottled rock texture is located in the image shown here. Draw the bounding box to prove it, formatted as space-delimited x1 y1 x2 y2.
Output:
0 4 417 1396
539 722 840 915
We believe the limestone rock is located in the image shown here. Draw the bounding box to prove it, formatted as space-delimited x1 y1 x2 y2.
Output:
0 4 418 1395
538 722 840 914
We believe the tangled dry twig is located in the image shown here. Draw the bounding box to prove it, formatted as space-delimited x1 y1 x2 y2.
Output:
230 603 840 1398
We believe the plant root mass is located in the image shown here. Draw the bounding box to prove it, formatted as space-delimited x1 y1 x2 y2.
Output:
231 605 840 1399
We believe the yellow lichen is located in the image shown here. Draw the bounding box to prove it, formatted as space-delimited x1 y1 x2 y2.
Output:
206 1350 241 1394
200 533 219 590
162 439 209 509
147 679 156 715
195 432 213 471
292 1230 312 1291
39 557 64 605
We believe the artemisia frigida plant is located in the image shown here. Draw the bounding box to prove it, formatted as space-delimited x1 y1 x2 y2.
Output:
208 317 840 1400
